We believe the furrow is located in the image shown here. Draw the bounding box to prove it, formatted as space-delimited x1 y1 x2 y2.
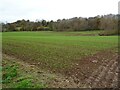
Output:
91 59 115 88
98 60 117 87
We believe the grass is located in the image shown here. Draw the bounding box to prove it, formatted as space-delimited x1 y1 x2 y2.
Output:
2 58 46 88
2 31 118 71
2 30 102 36
2 64 18 83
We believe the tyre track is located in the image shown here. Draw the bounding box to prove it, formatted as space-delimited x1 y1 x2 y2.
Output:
83 53 118 88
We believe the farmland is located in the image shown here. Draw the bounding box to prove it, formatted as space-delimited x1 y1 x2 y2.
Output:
2 31 118 88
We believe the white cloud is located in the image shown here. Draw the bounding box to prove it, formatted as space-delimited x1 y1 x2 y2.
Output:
0 0 119 23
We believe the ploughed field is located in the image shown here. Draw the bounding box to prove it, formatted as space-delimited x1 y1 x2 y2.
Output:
2 31 118 88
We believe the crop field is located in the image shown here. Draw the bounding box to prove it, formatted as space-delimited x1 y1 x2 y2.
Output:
2 31 118 88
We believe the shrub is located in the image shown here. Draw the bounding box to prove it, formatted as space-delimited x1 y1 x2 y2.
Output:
99 30 118 36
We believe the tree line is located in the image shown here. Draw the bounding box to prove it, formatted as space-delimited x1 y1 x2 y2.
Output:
2 14 120 35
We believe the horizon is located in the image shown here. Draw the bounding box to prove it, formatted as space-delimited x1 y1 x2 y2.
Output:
0 0 119 23
1 13 119 24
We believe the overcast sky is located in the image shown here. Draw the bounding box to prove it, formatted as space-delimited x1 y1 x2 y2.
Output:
0 0 119 23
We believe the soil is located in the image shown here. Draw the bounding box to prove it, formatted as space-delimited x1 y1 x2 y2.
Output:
2 48 119 88
64 48 119 88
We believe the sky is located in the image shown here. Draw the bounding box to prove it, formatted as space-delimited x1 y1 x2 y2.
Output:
0 0 119 23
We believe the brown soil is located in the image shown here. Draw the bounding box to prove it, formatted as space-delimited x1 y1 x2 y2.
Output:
65 33 97 36
2 48 118 88
2 54 78 88
64 49 118 88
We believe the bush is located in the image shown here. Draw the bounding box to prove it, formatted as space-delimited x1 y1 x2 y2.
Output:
37 26 50 31
99 30 118 36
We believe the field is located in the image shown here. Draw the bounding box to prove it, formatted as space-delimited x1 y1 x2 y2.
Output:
2 31 118 88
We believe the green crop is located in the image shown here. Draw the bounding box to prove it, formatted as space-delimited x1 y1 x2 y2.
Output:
2 31 118 70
